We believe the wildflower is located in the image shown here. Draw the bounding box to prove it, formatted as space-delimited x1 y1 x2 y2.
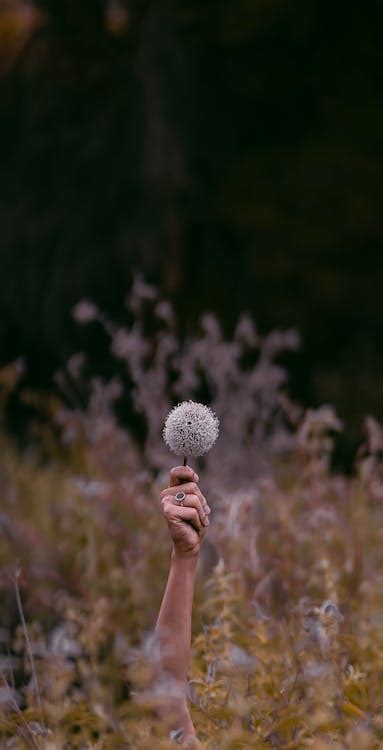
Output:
72 299 98 324
111 328 132 359
298 405 343 448
363 415 383 454
297 404 342 475
155 300 175 326
66 353 86 379
163 400 219 458
200 313 222 342
127 273 157 314
234 313 259 347
262 328 301 358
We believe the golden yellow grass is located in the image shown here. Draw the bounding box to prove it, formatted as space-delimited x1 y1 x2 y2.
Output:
0 397 383 750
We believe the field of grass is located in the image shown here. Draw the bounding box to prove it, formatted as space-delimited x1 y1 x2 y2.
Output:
1 285 383 748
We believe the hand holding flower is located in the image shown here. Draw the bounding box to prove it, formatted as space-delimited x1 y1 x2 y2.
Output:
160 466 211 558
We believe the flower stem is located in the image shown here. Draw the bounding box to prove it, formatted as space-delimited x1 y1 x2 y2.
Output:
183 456 187 467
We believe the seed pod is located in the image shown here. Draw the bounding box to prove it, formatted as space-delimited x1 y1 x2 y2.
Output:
163 400 219 461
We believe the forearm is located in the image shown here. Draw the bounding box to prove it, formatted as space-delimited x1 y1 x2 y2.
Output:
154 548 198 688
154 464 208 746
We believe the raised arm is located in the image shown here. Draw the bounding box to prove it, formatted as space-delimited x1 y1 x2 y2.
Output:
154 465 211 747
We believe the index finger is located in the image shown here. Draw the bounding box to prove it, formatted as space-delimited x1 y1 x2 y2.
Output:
170 465 199 487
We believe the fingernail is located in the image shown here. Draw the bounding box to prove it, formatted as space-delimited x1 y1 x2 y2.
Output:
194 473 199 481
206 506 211 514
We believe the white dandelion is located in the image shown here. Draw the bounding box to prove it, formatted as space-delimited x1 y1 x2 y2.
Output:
163 400 219 465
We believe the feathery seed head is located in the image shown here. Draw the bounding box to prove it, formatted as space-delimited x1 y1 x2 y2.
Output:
163 400 219 458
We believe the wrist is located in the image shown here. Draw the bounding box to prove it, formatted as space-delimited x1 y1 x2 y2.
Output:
171 546 199 567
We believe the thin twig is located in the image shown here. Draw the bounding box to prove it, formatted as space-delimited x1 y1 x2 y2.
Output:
13 565 45 731
0 672 39 750
6 637 16 692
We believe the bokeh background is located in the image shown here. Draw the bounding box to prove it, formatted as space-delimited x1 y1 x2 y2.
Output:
3 5 383 748
1 0 383 460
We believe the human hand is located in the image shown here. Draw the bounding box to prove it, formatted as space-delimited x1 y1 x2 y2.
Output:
160 466 211 558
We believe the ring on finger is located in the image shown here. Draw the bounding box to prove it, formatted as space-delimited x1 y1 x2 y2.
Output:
175 491 186 506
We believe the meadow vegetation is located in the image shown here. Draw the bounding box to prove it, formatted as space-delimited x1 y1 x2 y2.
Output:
1 279 383 748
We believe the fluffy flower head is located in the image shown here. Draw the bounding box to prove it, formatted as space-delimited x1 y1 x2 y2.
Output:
163 400 219 458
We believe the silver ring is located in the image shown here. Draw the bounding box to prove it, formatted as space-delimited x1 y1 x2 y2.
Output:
175 491 186 505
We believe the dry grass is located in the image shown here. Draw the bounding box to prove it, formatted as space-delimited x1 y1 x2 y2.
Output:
1 285 383 748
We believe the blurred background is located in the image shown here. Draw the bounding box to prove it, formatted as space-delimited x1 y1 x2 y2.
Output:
2 7 383 744
1 0 382 462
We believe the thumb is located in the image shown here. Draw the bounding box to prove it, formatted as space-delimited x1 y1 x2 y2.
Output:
169 465 199 486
